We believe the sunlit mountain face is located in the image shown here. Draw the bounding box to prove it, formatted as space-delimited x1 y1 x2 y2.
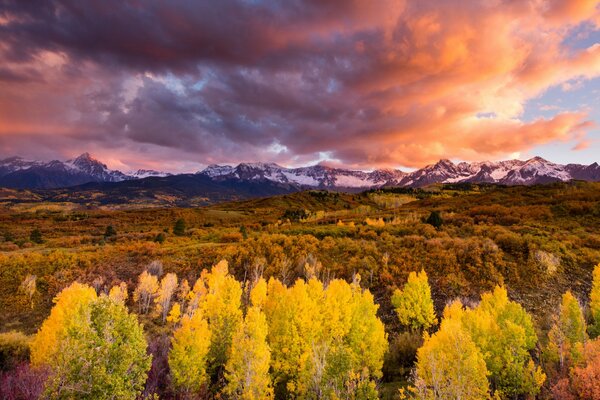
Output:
0 1 598 171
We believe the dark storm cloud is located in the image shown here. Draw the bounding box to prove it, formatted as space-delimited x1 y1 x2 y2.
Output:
0 0 598 170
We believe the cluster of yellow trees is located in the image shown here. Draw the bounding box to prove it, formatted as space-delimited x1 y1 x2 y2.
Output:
28 260 387 399
24 257 600 399
392 266 600 400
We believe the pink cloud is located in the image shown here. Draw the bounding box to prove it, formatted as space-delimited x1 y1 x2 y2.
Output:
0 0 598 170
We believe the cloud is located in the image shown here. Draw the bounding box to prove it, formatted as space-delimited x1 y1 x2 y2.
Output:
0 0 599 170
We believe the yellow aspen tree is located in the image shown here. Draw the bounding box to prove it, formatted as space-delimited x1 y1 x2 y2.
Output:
461 286 545 399
191 260 243 375
167 302 182 324
169 310 212 395
155 272 178 322
178 278 190 313
547 291 588 369
414 301 490 400
30 282 97 366
108 282 128 305
263 277 324 398
225 306 273 399
347 275 388 382
19 274 37 309
589 263 600 338
43 295 151 399
318 277 388 399
133 271 159 314
391 270 437 332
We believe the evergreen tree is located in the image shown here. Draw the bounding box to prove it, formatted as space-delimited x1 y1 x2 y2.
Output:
173 219 186 236
103 225 117 238
154 232 166 244
425 211 443 229
29 228 43 244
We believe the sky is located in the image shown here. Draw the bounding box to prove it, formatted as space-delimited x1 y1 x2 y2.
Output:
0 0 599 173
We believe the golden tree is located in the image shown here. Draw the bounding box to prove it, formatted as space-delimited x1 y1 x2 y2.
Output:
133 271 159 314
155 272 178 322
169 310 212 396
391 270 437 332
414 301 490 400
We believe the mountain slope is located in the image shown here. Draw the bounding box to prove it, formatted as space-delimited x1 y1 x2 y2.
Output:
0 153 165 189
0 153 599 196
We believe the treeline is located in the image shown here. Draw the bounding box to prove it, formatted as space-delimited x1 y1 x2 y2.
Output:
2 261 600 399
2 260 387 399
395 265 600 400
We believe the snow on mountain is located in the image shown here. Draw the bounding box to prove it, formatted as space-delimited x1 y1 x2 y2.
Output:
198 157 599 189
1 153 599 190
65 153 129 182
129 169 171 179
200 164 235 178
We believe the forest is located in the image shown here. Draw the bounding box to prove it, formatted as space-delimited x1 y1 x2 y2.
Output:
1 181 600 399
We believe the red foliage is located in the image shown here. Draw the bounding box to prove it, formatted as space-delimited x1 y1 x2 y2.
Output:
0 363 47 400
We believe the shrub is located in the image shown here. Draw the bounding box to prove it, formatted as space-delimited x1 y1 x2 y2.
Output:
0 331 31 371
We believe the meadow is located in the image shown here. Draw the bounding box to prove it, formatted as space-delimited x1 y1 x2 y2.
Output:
1 181 600 399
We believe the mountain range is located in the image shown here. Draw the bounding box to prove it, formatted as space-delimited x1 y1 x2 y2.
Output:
0 153 599 205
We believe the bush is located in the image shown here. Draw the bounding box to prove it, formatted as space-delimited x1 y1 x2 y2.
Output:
221 232 243 243
0 331 31 371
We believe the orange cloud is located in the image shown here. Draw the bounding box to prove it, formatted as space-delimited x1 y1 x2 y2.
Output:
0 0 598 169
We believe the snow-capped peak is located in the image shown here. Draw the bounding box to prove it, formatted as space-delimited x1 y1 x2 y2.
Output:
129 169 171 179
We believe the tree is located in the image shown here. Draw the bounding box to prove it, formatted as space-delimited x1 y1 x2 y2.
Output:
547 291 588 371
414 301 490 400
225 307 273 399
173 219 186 236
133 271 159 314
42 295 151 399
169 310 212 396
391 270 437 332
103 225 116 238
29 229 43 244
263 276 387 399
551 338 600 399
154 232 166 244
155 273 178 322
461 286 545 398
108 282 128 305
30 282 97 366
19 274 37 309
146 260 164 277
167 302 182 324
189 260 243 378
589 263 600 338
264 277 324 398
425 211 442 229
